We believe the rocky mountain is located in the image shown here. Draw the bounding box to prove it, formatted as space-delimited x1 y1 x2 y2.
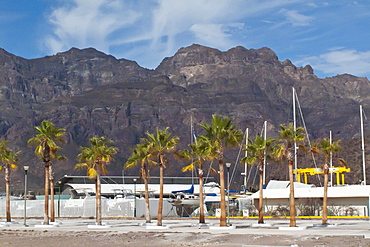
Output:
0 44 369 192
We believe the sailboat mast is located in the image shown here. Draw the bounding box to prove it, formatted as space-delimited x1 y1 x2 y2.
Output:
190 114 193 144
263 121 267 186
360 105 367 185
329 130 333 187
293 87 298 178
244 128 249 191
190 114 195 184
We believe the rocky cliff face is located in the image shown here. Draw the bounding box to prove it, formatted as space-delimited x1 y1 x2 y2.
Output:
0 44 369 191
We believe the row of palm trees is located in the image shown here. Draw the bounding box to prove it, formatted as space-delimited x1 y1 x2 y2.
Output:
125 115 344 227
0 115 343 227
126 115 242 227
243 125 343 227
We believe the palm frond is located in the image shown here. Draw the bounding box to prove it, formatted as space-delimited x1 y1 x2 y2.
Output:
56 155 67 161
144 127 179 169
310 147 320 154
10 164 17 170
75 163 88 170
28 120 66 163
338 158 348 166
181 164 195 172
209 167 217 174
273 145 286 160
76 136 117 178
0 142 20 169
243 134 277 166
87 167 97 178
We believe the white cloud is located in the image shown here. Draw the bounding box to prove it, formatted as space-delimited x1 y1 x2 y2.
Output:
42 0 306 68
143 0 302 62
44 0 141 54
190 23 232 49
148 0 249 55
280 9 312 26
307 3 318 8
296 48 370 77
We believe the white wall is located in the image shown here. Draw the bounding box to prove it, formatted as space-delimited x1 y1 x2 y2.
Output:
0 198 176 218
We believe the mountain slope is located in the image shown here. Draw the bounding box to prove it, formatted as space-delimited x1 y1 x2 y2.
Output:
0 44 369 191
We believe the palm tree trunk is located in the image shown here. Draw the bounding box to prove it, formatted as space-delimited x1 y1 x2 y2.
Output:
288 158 296 227
157 162 164 226
258 160 264 224
5 165 11 222
142 165 151 223
49 166 55 222
218 155 227 227
199 164 205 224
322 163 329 225
43 164 50 225
96 175 102 225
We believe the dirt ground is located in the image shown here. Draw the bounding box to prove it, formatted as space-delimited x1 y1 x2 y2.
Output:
1 230 370 247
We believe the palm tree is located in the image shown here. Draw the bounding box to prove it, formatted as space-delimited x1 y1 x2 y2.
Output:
28 120 66 225
125 143 154 223
144 127 179 226
178 136 217 224
242 134 276 224
75 136 118 225
199 114 243 226
311 138 341 225
274 123 305 227
49 159 66 222
0 141 19 222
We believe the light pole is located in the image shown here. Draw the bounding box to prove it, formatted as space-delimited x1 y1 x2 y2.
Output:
23 166 29 227
133 178 137 218
225 163 231 226
57 180 62 218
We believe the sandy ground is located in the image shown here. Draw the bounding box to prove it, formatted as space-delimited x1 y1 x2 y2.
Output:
2 218 370 246
1 230 370 247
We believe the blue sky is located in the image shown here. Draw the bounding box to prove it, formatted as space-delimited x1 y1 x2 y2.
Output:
0 0 369 79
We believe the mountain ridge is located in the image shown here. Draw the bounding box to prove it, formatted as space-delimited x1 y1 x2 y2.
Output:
0 44 369 191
